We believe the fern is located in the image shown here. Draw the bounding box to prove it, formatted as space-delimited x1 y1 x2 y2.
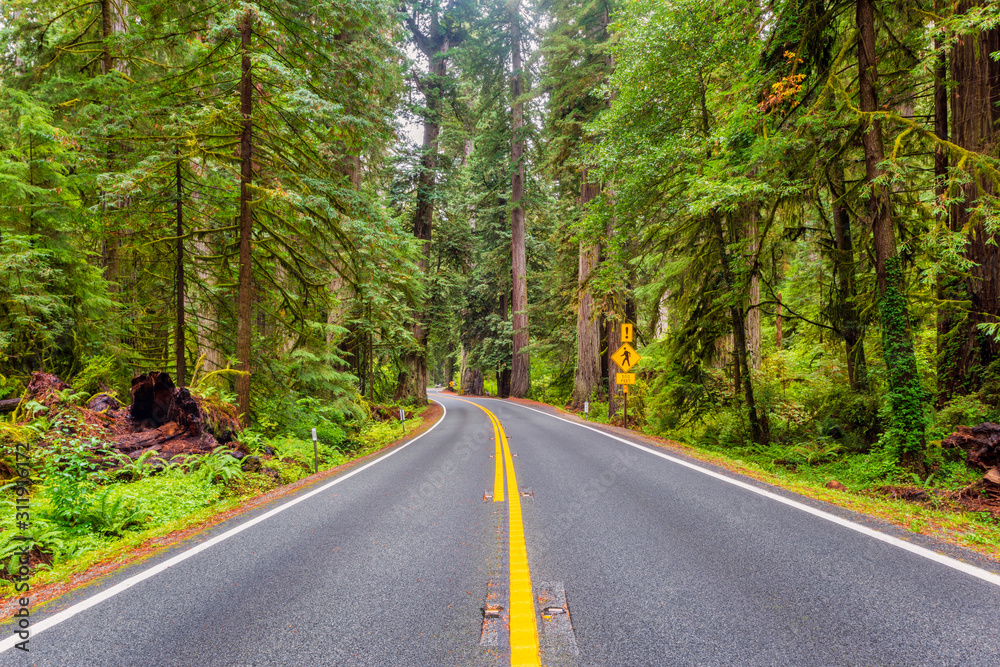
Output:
188 449 245 486
83 489 146 536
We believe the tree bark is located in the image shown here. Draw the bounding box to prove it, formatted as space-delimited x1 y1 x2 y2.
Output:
175 154 186 386
100 0 113 75
655 291 670 339
509 1 531 398
606 316 622 420
776 296 783 349
939 0 1000 401
570 172 602 409
830 163 867 390
400 11 458 405
934 12 960 405
746 207 761 370
857 0 924 456
857 0 895 295
714 210 767 446
499 290 512 398
236 10 254 420
99 0 118 288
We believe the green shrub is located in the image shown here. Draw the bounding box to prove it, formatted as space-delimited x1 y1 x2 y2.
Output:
40 437 107 525
71 355 129 399
270 435 346 470
694 408 750 449
821 388 883 450
931 394 994 438
125 471 222 526
0 422 36 479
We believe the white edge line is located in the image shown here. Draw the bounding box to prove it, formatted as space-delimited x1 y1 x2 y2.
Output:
494 399 1000 588
0 400 448 653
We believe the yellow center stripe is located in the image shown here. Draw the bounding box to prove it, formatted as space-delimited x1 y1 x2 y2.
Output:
498 412 540 666
449 397 540 666
491 410 505 502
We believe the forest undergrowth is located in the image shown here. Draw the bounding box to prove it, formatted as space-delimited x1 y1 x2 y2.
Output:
0 359 432 601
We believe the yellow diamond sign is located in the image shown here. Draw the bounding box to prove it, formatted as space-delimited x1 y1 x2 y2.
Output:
611 343 641 373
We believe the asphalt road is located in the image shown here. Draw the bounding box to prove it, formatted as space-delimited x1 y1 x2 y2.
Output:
4 390 1000 666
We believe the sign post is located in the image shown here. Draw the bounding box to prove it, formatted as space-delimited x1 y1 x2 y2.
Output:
400 407 406 434
611 334 641 427
311 427 318 474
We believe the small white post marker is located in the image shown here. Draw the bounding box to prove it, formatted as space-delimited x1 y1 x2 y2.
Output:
311 427 318 473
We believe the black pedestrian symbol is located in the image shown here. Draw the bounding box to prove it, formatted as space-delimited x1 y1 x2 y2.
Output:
621 349 631 367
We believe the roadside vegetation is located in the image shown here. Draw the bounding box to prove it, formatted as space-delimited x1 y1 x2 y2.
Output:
0 364 433 599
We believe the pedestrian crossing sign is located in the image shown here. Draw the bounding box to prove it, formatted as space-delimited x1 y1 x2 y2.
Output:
611 343 640 372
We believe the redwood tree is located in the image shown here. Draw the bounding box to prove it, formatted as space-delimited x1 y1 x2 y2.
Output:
235 9 254 419
509 0 531 398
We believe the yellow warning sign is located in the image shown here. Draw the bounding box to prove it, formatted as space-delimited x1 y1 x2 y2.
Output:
610 343 641 372
621 323 634 343
616 372 636 385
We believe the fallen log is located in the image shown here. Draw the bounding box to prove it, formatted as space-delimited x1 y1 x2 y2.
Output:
0 398 21 414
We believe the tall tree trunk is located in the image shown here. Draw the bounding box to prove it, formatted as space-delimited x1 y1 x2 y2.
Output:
402 48 445 405
100 0 113 75
509 1 531 398
934 15 961 405
940 0 1000 402
499 291 512 398
857 0 924 456
732 332 741 395
367 304 375 400
400 14 456 406
570 172 602 409
175 154 186 386
746 207 761 370
830 163 867 390
655 291 670 339
99 0 118 288
236 10 254 420
714 211 767 446
776 296 783 349
99 0 132 285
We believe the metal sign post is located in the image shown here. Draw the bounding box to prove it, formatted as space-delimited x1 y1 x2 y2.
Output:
311 427 318 473
399 407 405 434
624 384 628 426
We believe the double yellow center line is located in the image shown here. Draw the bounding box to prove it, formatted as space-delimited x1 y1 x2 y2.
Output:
453 397 540 667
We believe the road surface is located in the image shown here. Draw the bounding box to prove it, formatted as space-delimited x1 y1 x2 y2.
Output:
3 389 1000 665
